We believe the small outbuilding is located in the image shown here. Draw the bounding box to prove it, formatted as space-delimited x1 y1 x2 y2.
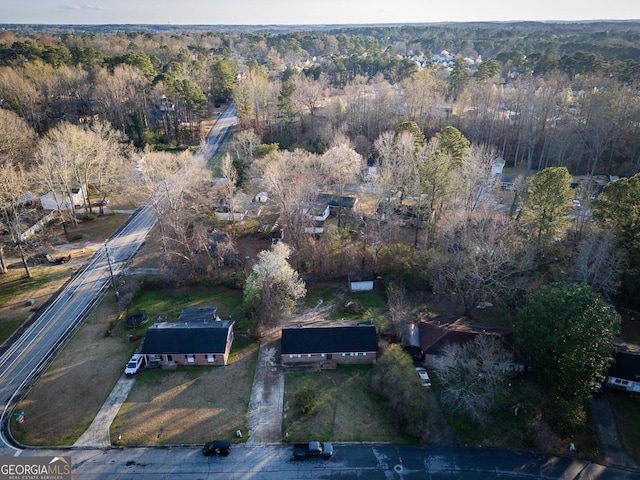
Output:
348 274 374 292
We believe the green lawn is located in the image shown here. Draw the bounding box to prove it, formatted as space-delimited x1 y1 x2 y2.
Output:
330 291 387 321
304 286 337 308
0 267 76 345
608 390 640 462
282 365 408 444
128 285 250 331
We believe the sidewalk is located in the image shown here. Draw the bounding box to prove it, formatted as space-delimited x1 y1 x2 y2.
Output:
73 374 136 448
71 335 287 448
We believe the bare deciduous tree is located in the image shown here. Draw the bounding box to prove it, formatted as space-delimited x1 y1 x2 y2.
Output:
0 162 33 277
219 152 238 231
260 149 324 249
434 336 513 424
321 136 364 227
385 283 411 341
436 212 535 316
567 228 626 298
0 109 37 165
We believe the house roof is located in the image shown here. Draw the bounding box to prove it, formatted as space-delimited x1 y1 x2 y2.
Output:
402 321 528 366
608 351 640 382
140 320 234 355
177 307 219 324
317 193 358 209
281 324 378 355
401 321 476 354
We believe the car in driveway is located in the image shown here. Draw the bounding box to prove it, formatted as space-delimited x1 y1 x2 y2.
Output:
124 354 146 376
203 439 230 456
416 367 431 387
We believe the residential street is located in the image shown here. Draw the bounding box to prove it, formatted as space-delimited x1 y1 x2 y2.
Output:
24 444 640 479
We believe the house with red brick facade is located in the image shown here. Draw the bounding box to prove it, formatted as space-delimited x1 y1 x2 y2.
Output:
281 324 378 367
140 307 234 367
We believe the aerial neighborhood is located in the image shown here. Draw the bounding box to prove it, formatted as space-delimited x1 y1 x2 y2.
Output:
1 18 640 476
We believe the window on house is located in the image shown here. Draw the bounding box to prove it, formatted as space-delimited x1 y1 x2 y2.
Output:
167 355 173 362
207 354 215 363
186 354 195 363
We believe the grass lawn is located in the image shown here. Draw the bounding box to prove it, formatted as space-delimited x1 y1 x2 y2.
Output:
282 365 408 444
608 390 640 462
111 344 258 445
128 285 250 333
0 268 68 345
304 286 337 308
11 281 258 446
330 291 387 321
12 295 130 446
0 213 128 346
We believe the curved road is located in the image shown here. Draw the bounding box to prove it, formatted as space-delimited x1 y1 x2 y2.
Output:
0 104 238 455
2 103 640 478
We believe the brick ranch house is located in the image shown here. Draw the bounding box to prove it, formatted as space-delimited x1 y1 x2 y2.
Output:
139 307 234 367
401 321 525 373
281 324 378 367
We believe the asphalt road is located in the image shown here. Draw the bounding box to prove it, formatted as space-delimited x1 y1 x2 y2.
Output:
0 104 239 455
25 444 640 479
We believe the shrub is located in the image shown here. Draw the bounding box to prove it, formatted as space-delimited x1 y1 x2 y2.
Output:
294 387 317 415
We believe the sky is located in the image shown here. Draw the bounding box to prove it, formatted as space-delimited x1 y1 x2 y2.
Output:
1 0 639 25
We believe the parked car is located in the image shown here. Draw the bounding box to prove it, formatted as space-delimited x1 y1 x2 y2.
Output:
416 367 431 387
124 354 146 376
203 439 230 456
292 441 334 460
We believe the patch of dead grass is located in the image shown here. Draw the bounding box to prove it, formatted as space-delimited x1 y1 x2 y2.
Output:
111 345 258 445
12 297 132 446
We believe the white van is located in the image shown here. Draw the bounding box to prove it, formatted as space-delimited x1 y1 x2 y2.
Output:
125 354 146 376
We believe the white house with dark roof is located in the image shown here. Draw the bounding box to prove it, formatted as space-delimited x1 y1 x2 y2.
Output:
140 307 234 367
281 324 378 367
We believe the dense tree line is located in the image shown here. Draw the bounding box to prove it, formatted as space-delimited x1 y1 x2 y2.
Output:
1 24 640 173
1 24 639 419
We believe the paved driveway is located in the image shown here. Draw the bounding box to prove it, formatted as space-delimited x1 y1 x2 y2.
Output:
246 337 284 443
590 393 638 469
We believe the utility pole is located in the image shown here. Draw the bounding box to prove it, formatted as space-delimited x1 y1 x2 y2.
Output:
105 241 119 299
